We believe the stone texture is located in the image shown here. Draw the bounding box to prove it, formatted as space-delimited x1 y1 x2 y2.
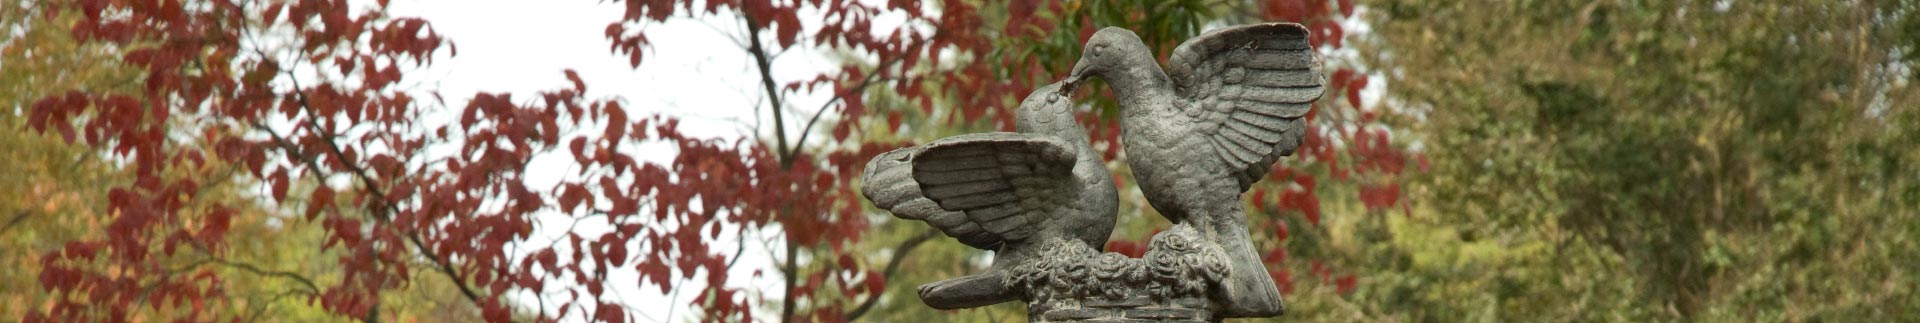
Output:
1013 225 1227 323
863 22 1324 322
1028 296 1216 323
860 82 1119 310
1062 22 1323 318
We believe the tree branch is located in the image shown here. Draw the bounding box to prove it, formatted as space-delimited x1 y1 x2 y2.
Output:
843 229 939 321
255 122 481 321
740 15 812 323
786 30 941 159
744 17 794 168
0 211 30 235
787 56 903 159
210 258 323 294
257 73 490 317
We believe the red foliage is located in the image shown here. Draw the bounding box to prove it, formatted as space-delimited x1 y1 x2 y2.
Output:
23 0 1028 321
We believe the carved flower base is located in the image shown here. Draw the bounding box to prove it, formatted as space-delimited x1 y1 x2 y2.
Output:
1007 224 1229 322
1028 296 1216 322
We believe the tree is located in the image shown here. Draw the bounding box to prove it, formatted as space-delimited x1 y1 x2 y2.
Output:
4 4 486 322
1306 0 1920 321
11 0 1124 321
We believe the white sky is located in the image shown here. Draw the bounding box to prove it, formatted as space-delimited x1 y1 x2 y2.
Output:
383 1 842 322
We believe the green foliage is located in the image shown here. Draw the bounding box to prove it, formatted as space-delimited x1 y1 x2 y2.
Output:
1322 0 1920 321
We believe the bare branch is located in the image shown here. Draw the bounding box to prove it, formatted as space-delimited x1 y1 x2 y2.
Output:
844 229 940 321
0 211 30 235
743 17 794 168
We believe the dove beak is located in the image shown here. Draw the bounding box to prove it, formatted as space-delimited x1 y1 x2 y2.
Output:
1059 59 1091 96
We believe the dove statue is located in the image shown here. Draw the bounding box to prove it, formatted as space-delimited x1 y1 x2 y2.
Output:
861 83 1118 309
1059 23 1324 317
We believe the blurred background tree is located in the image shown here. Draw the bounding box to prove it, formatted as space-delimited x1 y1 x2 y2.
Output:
1320 0 1920 322
1 4 485 322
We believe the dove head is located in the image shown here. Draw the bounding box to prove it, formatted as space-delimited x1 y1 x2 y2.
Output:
1016 82 1089 142
1060 27 1155 96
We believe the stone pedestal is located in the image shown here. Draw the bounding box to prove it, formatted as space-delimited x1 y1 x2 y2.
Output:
1007 224 1229 323
1029 296 1215 322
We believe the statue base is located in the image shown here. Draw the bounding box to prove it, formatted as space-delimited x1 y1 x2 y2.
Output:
1007 224 1230 323
1029 295 1215 322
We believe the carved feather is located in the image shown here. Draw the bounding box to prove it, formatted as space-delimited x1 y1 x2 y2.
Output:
1166 23 1324 191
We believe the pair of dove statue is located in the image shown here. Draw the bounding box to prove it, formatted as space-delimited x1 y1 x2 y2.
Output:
861 23 1324 319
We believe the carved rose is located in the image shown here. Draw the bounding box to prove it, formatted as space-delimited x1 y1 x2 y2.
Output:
1008 224 1231 303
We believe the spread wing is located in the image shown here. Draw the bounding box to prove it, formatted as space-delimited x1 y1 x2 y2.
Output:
863 146 999 249
860 132 1081 250
1165 23 1324 191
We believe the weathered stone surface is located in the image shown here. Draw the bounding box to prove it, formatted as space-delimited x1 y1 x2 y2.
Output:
1063 22 1322 318
863 22 1322 322
861 83 1119 310
1015 225 1228 322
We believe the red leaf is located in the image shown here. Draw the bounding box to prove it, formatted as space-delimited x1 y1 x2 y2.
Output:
204 207 234 240
1336 275 1357 294
1263 247 1289 264
597 302 625 323
1346 74 1369 109
307 187 334 220
564 69 587 93
1250 188 1269 211
1265 0 1310 22
832 123 850 142
262 2 286 23
570 137 589 165
1358 184 1400 210
605 242 628 267
559 184 584 213
604 102 628 140
537 249 559 273
1330 69 1353 93
1273 269 1295 295
270 168 290 201
55 122 75 144
863 272 885 296
886 112 903 132
774 11 801 48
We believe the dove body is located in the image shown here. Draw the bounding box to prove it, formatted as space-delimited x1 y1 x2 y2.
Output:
1065 24 1325 318
861 83 1117 309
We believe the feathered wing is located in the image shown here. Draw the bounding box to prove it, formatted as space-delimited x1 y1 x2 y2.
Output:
1164 23 1325 191
864 146 999 249
861 132 1082 250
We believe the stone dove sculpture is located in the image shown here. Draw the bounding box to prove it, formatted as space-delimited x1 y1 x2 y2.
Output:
861 82 1118 309
1059 23 1325 317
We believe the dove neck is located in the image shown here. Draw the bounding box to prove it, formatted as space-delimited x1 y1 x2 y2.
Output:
1103 64 1175 119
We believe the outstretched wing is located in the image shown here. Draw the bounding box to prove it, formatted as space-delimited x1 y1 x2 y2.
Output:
861 132 1082 250
863 146 1000 249
1165 23 1324 191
